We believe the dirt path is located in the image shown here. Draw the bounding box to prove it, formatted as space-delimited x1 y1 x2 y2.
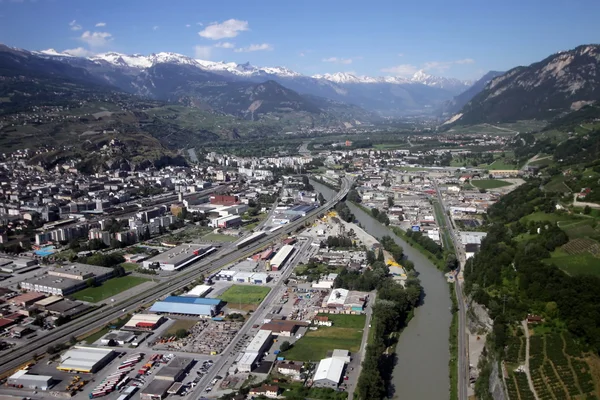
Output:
522 320 540 400
572 194 600 209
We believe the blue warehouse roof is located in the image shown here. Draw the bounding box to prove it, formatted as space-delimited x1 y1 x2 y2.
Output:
149 301 216 316
162 296 222 305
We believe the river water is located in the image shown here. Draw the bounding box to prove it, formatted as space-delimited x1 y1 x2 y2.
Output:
312 180 451 399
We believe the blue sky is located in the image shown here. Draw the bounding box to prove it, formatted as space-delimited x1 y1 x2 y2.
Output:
0 0 599 80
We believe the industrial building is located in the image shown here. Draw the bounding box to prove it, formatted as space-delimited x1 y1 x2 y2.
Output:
245 330 272 355
99 330 136 346
269 245 295 271
123 314 167 331
214 270 269 284
8 370 53 391
236 231 266 249
182 284 212 297
209 215 242 228
48 263 114 282
149 296 222 317
20 275 87 296
57 347 115 373
238 352 259 373
261 320 308 337
325 289 368 312
156 357 193 381
142 244 215 271
10 292 46 307
313 357 345 388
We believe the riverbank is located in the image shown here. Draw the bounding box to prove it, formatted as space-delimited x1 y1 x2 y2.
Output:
449 283 459 400
312 179 452 399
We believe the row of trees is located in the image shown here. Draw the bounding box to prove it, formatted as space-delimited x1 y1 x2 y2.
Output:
403 229 444 259
334 202 354 223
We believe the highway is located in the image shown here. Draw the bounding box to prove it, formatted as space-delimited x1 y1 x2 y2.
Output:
0 177 352 378
434 181 469 400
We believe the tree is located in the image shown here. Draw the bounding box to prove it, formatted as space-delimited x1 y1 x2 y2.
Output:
371 208 380 218
279 341 292 352
445 253 459 271
387 196 394 207
175 329 189 339
318 193 326 206
584 205 592 215
86 278 96 288
377 249 384 262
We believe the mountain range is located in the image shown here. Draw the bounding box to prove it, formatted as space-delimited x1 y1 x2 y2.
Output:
448 44 600 125
30 47 471 116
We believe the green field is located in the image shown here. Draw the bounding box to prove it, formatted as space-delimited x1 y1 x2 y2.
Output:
72 276 150 303
433 201 453 250
121 263 139 272
202 233 238 242
487 159 521 170
472 179 512 189
545 251 600 276
543 175 572 193
282 321 365 361
316 313 366 329
220 285 271 305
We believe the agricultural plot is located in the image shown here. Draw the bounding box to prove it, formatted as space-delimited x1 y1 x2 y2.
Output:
514 371 536 400
543 175 572 193
524 332 598 400
505 336 525 364
562 238 600 256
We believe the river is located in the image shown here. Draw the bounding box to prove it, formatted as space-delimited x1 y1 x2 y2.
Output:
312 180 451 399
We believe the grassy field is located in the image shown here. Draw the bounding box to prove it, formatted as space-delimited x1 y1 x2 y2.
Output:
220 285 271 305
545 249 600 276
316 314 366 329
472 179 512 189
71 276 150 303
84 327 110 344
282 323 364 361
121 263 139 272
543 175 572 193
433 201 453 250
202 233 238 242
373 143 409 150
487 159 521 170
162 319 198 337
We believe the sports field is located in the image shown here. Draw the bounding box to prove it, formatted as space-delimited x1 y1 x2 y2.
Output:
220 285 271 305
72 276 150 303
472 179 512 189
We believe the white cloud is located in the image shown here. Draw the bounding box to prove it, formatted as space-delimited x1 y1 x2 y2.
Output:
299 52 305 57
322 57 353 65
63 47 95 57
79 31 113 48
234 43 273 53
153 25 159 31
397 53 404 57
198 19 249 40
185 24 191 28
69 20 82 31
194 45 212 59
95 22 106 27
196 22 203 26
215 42 235 49
423 58 475 72
381 64 419 77
382 58 475 77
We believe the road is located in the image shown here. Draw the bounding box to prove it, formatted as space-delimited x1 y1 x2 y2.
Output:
0 178 352 378
434 181 468 400
347 291 375 400
196 237 314 398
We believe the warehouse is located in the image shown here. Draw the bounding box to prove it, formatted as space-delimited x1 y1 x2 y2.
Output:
156 357 193 381
20 274 87 296
214 270 236 281
33 295 63 308
209 215 242 228
269 245 295 271
124 314 167 331
234 271 254 283
261 320 309 337
245 330 272 355
141 380 172 400
10 292 46 307
149 296 222 318
7 370 53 391
238 352 259 373
48 263 114 282
57 347 115 373
142 244 215 271
99 330 136 346
251 272 269 284
182 284 212 298
325 289 368 312
313 357 345 388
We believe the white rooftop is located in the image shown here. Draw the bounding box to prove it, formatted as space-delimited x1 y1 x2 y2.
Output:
326 289 349 305
313 357 345 384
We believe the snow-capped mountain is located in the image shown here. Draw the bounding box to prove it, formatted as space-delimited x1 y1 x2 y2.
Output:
312 70 470 90
30 47 473 115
